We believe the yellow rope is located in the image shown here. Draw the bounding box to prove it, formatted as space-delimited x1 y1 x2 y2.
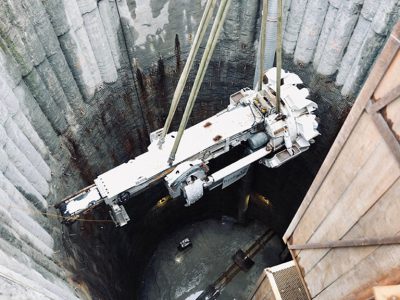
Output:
2 202 114 223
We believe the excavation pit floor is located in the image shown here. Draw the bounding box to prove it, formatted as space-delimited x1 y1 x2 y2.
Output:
139 218 284 299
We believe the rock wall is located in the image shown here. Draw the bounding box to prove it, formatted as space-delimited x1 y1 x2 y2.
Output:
0 0 398 298
286 0 399 95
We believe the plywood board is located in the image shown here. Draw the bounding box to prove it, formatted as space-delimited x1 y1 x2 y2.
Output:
305 178 400 297
249 270 275 300
314 246 400 300
374 285 400 300
298 136 400 273
374 50 400 101
290 113 381 247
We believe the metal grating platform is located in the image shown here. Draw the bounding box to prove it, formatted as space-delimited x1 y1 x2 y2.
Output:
268 261 309 300
250 261 309 300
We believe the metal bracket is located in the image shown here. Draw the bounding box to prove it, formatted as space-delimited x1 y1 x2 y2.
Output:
109 204 130 227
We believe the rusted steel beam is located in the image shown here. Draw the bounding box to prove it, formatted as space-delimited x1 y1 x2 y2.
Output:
289 236 400 250
197 229 274 299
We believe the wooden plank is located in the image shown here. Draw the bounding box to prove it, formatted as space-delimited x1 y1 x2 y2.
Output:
297 136 400 275
373 50 400 101
267 271 283 300
304 178 400 297
289 113 382 249
288 249 312 300
385 96 400 140
314 245 400 300
248 270 274 300
283 23 400 243
346 268 400 300
374 285 400 300
370 109 400 164
367 85 400 113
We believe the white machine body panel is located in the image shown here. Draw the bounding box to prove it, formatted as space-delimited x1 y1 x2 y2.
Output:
95 96 261 199
59 68 320 227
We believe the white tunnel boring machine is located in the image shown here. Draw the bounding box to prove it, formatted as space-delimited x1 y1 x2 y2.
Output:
57 0 319 227
57 68 319 226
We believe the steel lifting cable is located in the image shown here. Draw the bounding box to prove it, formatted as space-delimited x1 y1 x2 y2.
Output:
168 0 232 164
276 0 283 113
258 0 283 113
258 0 268 92
158 0 217 146
1 201 114 223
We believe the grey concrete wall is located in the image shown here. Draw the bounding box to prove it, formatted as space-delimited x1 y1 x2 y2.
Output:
288 0 400 95
0 0 398 298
